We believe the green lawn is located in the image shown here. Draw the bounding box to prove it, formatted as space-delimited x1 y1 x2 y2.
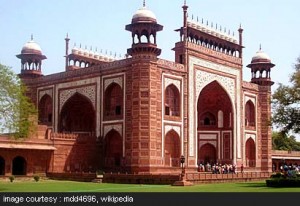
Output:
1 179 300 192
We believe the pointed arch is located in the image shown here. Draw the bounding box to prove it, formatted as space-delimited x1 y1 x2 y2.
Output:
197 81 233 129
164 130 181 167
104 130 123 167
59 92 96 134
246 138 256 167
245 100 255 127
165 84 180 117
199 143 216 165
38 94 53 125
104 83 123 120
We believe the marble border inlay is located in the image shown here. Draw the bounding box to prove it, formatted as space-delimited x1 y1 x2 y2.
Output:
165 78 181 91
104 77 123 91
103 124 122 138
59 85 96 112
39 89 53 102
164 125 181 136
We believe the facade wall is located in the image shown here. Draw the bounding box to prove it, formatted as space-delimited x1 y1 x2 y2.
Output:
0 4 277 176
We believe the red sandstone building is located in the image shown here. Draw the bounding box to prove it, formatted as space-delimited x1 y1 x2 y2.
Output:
0 2 288 177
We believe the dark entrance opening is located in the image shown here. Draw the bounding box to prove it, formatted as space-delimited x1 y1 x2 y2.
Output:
0 156 5 175
12 156 27 175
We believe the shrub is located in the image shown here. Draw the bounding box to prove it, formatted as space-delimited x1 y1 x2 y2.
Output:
270 172 284 179
33 175 40 182
266 171 300 187
96 170 105 175
9 175 15 182
266 178 300 187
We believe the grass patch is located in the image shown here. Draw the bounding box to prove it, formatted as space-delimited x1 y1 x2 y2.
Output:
1 180 300 192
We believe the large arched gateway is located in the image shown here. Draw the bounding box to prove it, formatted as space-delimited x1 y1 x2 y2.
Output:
197 81 233 165
59 93 96 134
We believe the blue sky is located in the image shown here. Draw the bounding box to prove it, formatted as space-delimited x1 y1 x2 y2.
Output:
0 0 299 89
0 0 299 139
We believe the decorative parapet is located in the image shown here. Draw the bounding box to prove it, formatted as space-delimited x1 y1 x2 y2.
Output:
25 58 132 87
186 42 242 65
158 59 185 71
51 132 97 142
272 150 300 158
242 81 259 91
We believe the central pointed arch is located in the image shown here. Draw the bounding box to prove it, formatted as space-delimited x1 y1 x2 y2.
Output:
197 80 234 164
197 81 233 129
59 93 96 134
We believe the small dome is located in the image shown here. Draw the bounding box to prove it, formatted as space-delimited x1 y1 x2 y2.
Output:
72 46 79 54
89 50 94 57
132 6 157 23
94 51 99 59
251 49 271 63
21 40 42 55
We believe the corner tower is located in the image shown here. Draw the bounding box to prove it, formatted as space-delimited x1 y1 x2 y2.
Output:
124 2 164 173
247 46 275 86
16 35 47 79
247 46 275 172
125 1 163 58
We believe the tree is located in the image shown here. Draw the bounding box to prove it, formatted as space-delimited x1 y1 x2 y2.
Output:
272 56 300 136
0 64 37 138
272 131 300 151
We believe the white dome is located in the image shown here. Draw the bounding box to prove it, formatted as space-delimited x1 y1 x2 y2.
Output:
21 40 42 55
72 46 79 54
251 48 271 63
94 51 99 59
132 6 157 23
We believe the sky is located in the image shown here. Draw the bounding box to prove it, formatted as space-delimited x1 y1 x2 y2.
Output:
0 0 300 138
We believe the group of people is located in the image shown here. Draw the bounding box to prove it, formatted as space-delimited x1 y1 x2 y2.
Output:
280 164 300 177
198 162 240 174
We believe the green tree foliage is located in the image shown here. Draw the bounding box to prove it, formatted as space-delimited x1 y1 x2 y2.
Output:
0 64 37 138
272 131 300 151
272 57 300 136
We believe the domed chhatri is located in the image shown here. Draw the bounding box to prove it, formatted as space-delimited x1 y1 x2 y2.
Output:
251 45 271 63
21 35 43 55
131 0 157 23
16 35 47 78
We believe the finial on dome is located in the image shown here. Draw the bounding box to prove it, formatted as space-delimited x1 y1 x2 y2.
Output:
31 34 33 41
259 44 262 50
143 0 146 7
239 23 243 31
65 33 70 40
184 0 186 5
